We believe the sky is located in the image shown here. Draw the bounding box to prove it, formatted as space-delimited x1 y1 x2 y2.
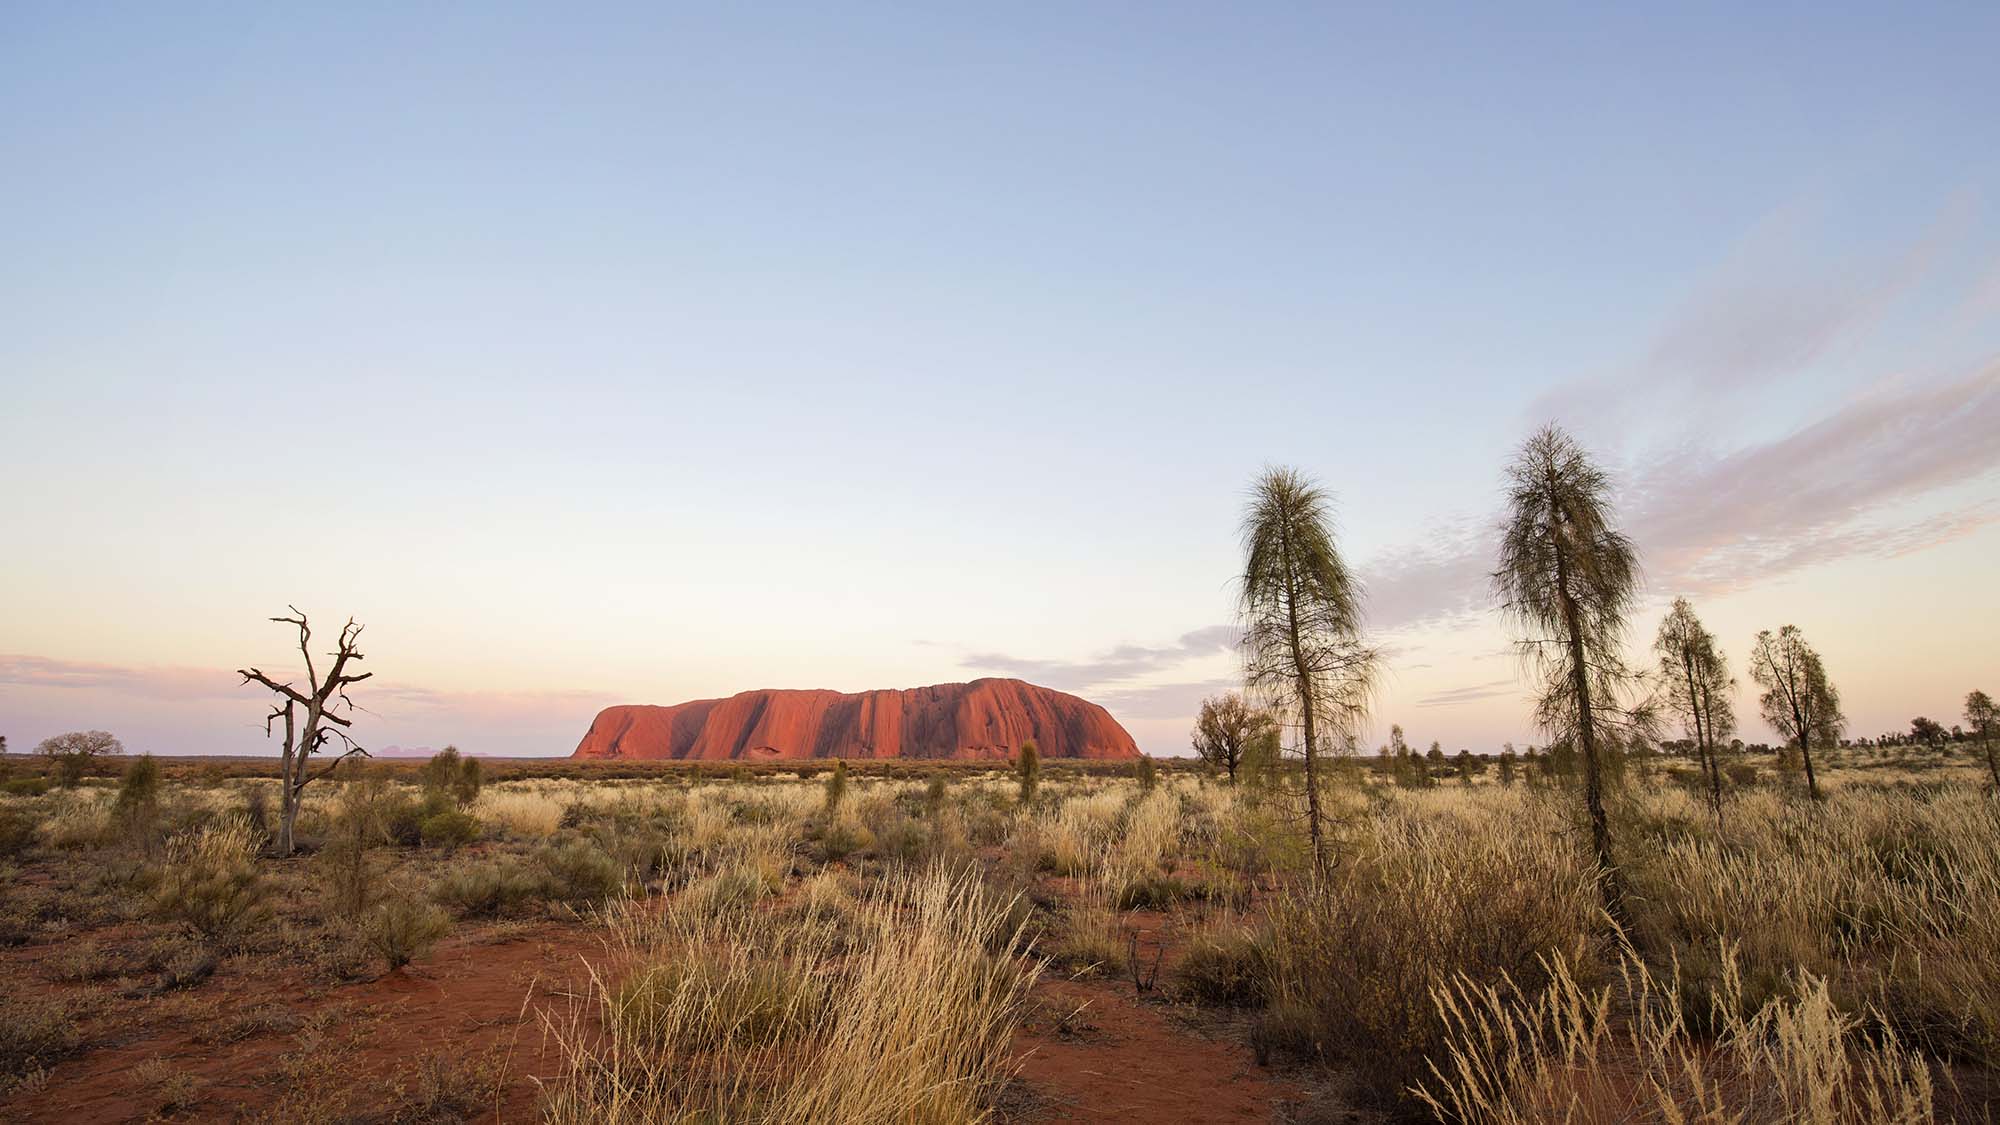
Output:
3 3 1997 758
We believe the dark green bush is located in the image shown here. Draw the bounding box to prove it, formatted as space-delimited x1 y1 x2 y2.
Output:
112 755 163 848
0 808 35 858
1114 873 1206 910
823 758 849 812
420 746 483 807
385 791 456 846
419 809 482 850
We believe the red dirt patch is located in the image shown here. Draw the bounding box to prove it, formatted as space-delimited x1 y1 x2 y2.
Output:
1 922 583 1123
1014 975 1302 1123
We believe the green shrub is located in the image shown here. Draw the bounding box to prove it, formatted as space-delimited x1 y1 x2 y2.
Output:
814 817 873 864
421 746 483 807
824 758 849 812
1136 754 1158 792
455 757 483 806
2 777 50 798
1016 740 1040 805
112 755 162 848
432 860 544 918
536 840 623 905
385 791 456 846
368 895 451 971
868 812 927 863
419 809 482 850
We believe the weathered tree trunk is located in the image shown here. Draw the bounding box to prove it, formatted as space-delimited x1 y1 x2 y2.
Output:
1278 519 1327 876
1555 548 1624 921
241 610 371 859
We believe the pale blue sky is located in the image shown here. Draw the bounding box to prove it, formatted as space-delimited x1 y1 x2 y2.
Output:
4 3 1997 756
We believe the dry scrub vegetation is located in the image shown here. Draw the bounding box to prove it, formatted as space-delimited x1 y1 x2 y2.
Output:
0 747 1995 1122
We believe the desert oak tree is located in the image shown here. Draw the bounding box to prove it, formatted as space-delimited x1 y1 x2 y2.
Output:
1191 692 1279 785
1240 467 1377 874
238 607 373 856
1966 690 1998 791
1748 625 1843 803
1494 425 1650 916
1654 597 1735 827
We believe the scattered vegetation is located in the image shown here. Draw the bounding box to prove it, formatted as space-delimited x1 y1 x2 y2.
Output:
1 738 1994 1120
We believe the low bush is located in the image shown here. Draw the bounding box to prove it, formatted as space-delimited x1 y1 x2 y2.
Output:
0 992 82 1091
537 840 624 906
433 859 545 918
1171 923 1268 1006
419 809 482 850
678 862 774 920
111 755 162 848
1112 872 1206 910
0 807 36 858
385 1048 505 1123
368 895 452 971
150 823 272 945
813 815 874 864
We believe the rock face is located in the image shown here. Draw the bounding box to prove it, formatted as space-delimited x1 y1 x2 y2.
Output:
573 678 1138 761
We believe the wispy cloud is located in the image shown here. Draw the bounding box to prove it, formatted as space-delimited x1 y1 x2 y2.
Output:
1416 679 1519 708
963 624 1237 692
0 654 239 699
1628 365 2000 594
1533 199 1967 424
1091 678 1240 720
1362 361 2000 632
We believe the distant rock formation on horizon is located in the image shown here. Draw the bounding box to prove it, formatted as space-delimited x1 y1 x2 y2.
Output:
572 678 1139 761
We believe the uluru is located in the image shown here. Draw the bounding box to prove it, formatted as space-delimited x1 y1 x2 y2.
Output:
572 678 1139 761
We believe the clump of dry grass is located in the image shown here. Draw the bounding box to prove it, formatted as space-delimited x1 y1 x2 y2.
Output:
542 864 1038 1123
1416 946 1934 1124
0 992 82 1094
471 789 567 839
1258 788 1602 1107
149 820 272 946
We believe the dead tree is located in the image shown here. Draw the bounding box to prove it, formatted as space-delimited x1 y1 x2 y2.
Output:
238 607 372 857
